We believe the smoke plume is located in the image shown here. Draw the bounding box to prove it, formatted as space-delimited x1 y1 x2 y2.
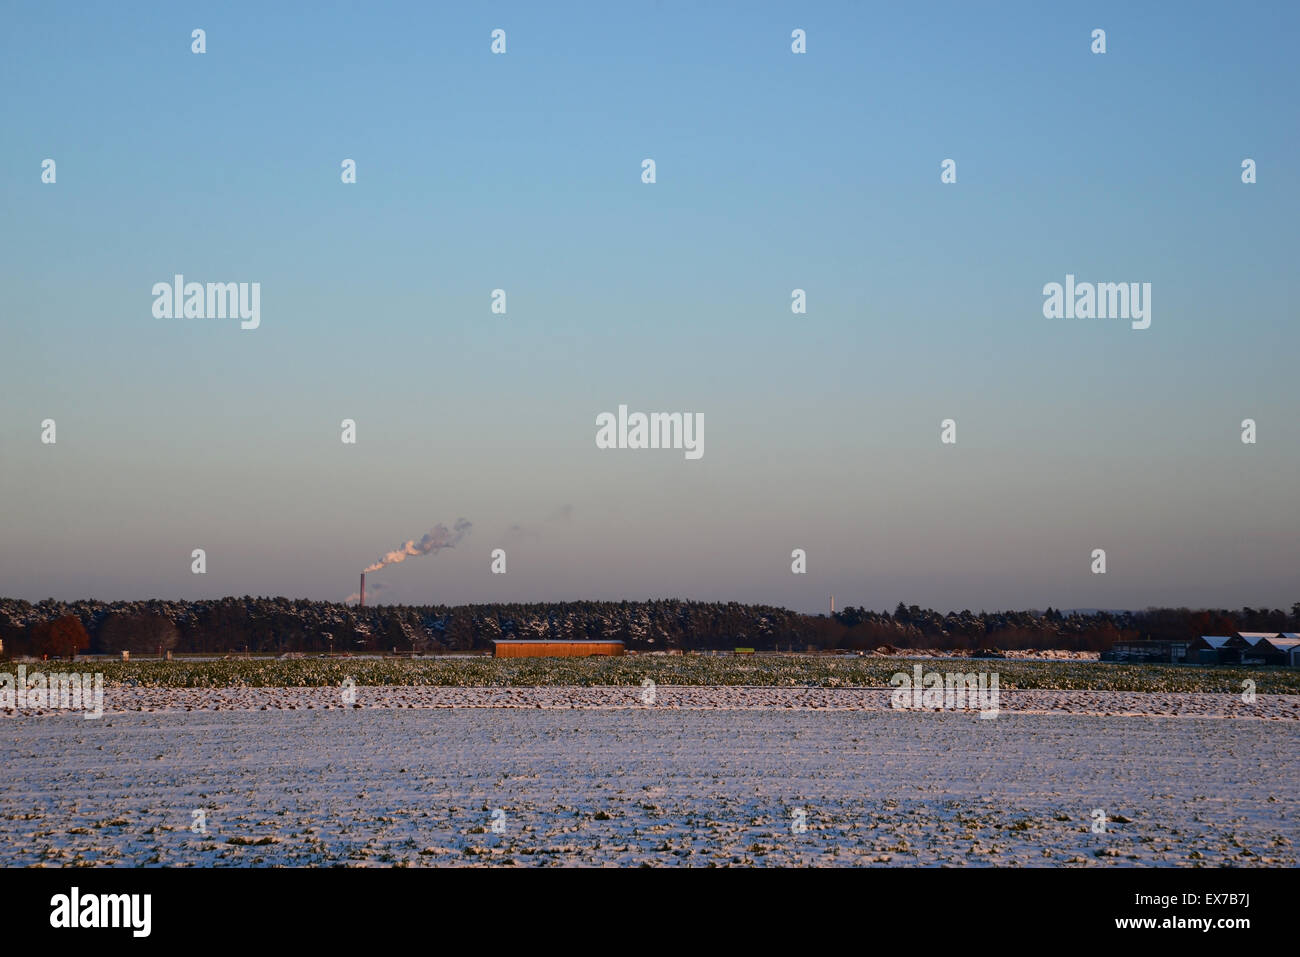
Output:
363 519 471 573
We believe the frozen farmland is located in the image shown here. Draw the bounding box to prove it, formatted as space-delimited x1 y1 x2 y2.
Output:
1 706 1295 866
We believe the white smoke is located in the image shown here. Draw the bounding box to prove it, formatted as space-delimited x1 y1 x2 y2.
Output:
363 518 471 573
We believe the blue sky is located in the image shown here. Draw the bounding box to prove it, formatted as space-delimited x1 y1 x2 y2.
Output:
2 1 1297 612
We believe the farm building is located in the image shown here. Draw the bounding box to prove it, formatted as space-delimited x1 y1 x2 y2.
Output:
1194 634 1300 666
1273 634 1300 666
1237 632 1278 664
1245 633 1300 666
491 639 624 658
1193 635 1251 664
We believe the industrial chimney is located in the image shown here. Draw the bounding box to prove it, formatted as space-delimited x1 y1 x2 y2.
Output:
359 572 366 608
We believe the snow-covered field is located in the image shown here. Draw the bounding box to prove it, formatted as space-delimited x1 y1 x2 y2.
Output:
2 705 1295 866
3 684 1299 719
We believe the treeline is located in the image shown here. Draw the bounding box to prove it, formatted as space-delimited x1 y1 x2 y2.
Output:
2 597 1297 657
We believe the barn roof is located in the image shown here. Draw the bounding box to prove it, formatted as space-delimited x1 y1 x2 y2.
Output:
1238 632 1280 645
1198 636 1235 648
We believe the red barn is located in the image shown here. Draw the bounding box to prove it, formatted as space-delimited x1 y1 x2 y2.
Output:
491 639 625 658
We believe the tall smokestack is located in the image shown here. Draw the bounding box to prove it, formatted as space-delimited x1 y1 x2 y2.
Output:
360 572 365 608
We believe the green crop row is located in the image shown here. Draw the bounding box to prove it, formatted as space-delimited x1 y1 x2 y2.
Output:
63 655 1300 694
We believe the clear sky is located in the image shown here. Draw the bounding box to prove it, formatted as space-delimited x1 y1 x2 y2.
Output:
2 1 1297 613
